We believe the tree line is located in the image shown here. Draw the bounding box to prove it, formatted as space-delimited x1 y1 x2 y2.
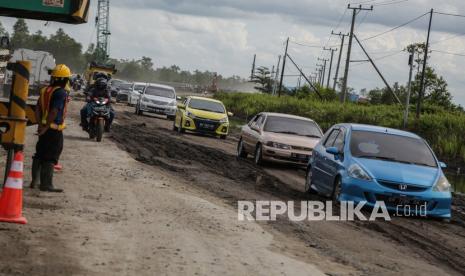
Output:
0 19 246 87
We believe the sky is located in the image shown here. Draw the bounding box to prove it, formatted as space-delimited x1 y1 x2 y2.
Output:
1 0 465 105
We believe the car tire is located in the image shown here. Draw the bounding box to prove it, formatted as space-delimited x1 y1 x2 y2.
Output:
136 104 143 116
304 167 317 194
178 118 185 134
332 176 342 202
254 144 263 166
237 139 248 158
173 120 178 131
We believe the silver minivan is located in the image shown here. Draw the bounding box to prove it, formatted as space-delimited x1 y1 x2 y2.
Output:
135 83 179 120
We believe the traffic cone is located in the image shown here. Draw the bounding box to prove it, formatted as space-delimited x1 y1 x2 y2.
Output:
0 151 27 224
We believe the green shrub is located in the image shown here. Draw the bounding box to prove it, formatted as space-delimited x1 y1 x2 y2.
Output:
216 92 465 164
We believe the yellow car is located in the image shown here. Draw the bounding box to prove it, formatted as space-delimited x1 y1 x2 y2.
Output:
173 96 232 139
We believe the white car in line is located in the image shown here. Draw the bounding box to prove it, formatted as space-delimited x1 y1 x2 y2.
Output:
128 82 147 106
135 83 179 120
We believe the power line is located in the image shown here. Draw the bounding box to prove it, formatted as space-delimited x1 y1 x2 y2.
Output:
372 0 409 6
289 40 322 48
434 11 465 18
360 11 429 41
431 49 465 57
320 8 348 58
430 31 465 45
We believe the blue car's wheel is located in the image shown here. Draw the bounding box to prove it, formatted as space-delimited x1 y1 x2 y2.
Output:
304 167 317 194
332 177 342 202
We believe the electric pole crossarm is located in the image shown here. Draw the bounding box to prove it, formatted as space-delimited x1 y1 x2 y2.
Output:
286 53 322 99
353 35 402 105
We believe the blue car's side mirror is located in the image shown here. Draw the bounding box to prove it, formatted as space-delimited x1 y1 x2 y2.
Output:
326 147 340 156
439 162 447 169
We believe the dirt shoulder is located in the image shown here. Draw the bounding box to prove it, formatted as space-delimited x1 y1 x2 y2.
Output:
0 100 330 275
110 103 465 276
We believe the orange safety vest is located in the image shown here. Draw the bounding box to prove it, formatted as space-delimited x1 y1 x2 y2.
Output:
39 86 69 131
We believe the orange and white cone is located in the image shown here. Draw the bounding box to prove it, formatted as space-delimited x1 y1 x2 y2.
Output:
0 151 27 224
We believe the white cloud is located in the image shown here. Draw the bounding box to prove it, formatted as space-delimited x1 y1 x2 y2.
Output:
1 0 465 105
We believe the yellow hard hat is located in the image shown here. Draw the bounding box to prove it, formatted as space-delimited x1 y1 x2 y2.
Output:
51 64 72 78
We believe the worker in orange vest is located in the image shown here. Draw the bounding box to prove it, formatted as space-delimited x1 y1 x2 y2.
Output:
30 64 71 193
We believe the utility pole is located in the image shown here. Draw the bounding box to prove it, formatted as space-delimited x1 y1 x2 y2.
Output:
332 31 349 93
318 58 328 88
416 9 434 119
278 37 289 97
341 4 373 103
324 47 337 89
354 35 401 105
316 64 324 86
404 50 415 128
272 55 282 96
250 54 256 81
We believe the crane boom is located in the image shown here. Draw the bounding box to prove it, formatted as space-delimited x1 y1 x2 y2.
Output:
96 0 111 62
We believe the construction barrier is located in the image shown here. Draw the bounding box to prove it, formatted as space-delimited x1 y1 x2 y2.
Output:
0 61 32 151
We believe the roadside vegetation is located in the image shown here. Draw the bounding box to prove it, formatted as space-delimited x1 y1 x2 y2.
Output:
215 92 465 167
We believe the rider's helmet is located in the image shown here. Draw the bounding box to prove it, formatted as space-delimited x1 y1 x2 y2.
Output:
95 77 108 90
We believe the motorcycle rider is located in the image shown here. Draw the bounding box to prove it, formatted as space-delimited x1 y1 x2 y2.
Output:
80 77 115 132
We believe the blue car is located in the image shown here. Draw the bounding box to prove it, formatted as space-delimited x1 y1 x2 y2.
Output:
305 124 452 218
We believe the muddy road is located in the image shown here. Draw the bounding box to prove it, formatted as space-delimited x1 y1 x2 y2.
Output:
112 104 465 275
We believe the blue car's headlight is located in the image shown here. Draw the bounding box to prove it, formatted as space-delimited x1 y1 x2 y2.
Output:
348 164 371 181
433 175 451 192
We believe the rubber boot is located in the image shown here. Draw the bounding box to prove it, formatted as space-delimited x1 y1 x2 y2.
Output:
30 158 41 189
39 162 64 193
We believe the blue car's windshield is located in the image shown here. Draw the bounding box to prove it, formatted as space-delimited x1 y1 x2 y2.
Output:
350 131 437 167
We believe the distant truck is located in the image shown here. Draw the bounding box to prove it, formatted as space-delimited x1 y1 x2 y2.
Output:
4 48 56 97
84 61 117 90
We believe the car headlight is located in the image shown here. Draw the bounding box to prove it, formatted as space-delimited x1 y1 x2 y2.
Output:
266 141 291 150
186 111 196 119
142 97 148 102
170 101 177 106
348 163 371 181
433 175 451 192
219 117 228 123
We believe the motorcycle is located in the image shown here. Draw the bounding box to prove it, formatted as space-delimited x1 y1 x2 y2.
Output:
88 97 111 142
73 79 84 91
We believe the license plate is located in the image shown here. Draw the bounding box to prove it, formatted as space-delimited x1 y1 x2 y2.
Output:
387 196 421 206
200 123 215 129
93 106 107 112
292 153 309 160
